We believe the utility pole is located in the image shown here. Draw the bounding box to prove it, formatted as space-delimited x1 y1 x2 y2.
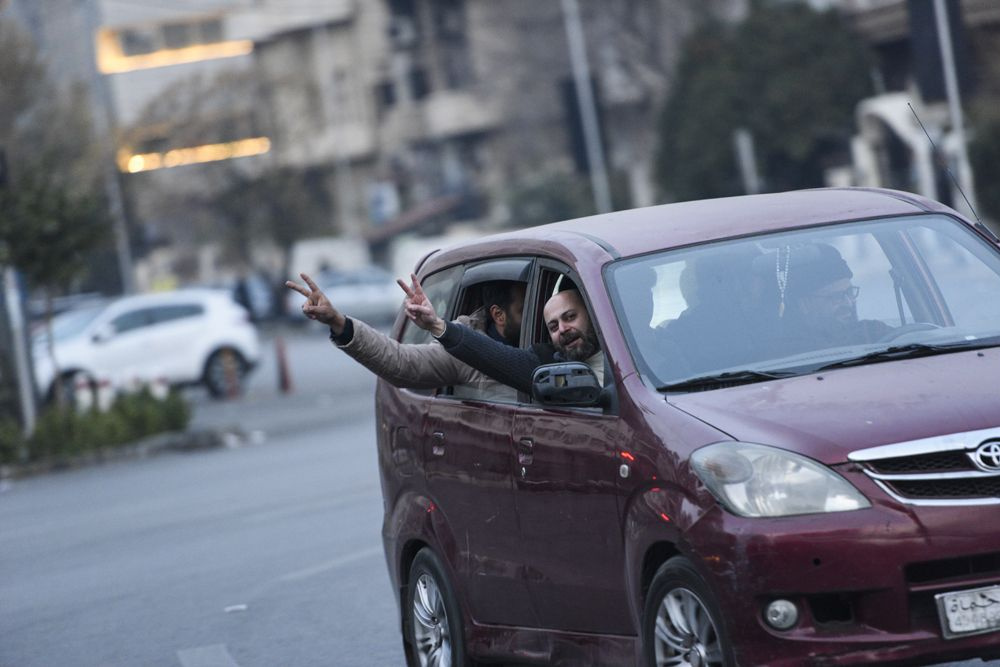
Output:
2 267 36 438
561 0 612 214
933 0 978 217
0 147 36 438
733 128 762 195
85 0 136 293
311 25 359 236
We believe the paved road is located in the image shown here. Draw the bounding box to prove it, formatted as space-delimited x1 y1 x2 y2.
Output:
1 323 997 666
0 324 405 667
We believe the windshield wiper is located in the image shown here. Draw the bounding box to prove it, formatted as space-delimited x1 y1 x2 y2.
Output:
817 341 999 371
658 369 796 392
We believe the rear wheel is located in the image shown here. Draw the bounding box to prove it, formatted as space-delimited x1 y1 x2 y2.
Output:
203 348 246 398
643 556 734 667
405 548 469 667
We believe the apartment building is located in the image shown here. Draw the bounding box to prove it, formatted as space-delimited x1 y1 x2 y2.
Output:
254 0 748 257
6 0 750 284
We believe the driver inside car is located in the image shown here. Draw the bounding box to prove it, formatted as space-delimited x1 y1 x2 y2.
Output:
774 243 892 352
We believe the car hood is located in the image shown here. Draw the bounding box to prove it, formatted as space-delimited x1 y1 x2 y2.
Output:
666 350 1000 464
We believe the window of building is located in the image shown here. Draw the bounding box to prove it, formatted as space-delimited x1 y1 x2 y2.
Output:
331 68 358 123
162 22 193 49
120 28 157 56
376 80 396 115
410 67 431 100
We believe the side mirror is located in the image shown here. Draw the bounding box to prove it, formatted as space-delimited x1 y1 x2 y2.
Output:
91 323 114 344
531 362 602 407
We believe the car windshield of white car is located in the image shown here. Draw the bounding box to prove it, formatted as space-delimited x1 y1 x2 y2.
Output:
606 214 1000 390
45 304 107 342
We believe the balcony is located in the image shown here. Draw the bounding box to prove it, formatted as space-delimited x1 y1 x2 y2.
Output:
421 90 500 140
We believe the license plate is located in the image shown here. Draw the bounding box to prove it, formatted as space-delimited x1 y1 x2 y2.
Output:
935 584 1000 639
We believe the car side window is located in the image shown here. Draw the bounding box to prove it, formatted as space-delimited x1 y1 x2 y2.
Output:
111 308 152 334
151 304 203 324
400 265 463 344
530 266 606 394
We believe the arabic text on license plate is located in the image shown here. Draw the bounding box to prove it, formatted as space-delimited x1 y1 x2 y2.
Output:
936 584 1000 639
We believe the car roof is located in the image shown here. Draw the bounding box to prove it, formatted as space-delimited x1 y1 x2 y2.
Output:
420 188 951 274
105 288 236 310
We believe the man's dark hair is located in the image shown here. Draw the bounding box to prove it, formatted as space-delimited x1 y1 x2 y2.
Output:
480 281 520 312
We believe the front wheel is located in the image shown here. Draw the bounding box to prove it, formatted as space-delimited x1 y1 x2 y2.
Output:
643 556 734 667
405 548 469 667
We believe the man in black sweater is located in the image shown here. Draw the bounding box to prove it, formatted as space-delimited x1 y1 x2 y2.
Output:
398 274 604 395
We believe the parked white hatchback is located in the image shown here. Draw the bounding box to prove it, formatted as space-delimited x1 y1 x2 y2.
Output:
32 289 261 401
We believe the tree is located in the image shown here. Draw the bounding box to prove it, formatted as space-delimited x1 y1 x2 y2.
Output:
121 69 332 283
969 108 1000 228
655 1 874 201
0 17 111 409
202 165 332 281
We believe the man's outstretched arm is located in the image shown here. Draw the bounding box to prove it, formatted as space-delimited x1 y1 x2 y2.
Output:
286 273 476 389
399 273 544 394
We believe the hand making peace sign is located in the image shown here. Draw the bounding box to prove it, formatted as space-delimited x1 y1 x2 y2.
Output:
284 273 347 334
397 273 446 338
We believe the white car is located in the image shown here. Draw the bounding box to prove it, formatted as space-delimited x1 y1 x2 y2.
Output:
32 289 261 401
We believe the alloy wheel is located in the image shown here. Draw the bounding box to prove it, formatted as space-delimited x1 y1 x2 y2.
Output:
411 572 453 667
653 587 724 667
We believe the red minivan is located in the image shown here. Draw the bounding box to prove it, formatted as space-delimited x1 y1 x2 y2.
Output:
375 188 1000 666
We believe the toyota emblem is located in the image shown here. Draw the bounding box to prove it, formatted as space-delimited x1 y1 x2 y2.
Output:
971 440 1000 472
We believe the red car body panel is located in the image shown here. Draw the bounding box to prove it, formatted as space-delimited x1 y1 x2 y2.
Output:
377 189 1000 666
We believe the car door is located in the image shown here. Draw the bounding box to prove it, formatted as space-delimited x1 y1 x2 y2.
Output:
407 263 535 627
92 306 156 384
510 263 633 634
146 302 207 381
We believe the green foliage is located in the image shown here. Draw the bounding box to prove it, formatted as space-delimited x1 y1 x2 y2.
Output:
162 390 192 432
211 167 332 259
506 170 632 227
0 418 25 465
508 172 594 227
0 16 112 296
0 165 110 291
970 107 1000 224
6 389 192 465
655 2 874 201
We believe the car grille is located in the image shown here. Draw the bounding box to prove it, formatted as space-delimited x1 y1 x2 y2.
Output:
864 450 970 474
849 427 1000 506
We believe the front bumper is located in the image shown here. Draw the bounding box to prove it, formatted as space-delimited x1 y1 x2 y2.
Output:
686 492 1000 666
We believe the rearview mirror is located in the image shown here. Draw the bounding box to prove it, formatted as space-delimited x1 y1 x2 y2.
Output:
531 362 602 407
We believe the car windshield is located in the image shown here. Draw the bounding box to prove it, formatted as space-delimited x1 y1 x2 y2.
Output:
36 304 107 343
607 214 1000 391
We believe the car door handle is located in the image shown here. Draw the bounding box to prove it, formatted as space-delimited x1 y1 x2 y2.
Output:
517 438 533 466
431 431 445 457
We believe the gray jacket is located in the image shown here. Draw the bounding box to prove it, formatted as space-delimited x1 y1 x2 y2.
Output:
333 309 517 402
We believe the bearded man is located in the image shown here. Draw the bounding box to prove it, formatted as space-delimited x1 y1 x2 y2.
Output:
400 276 603 395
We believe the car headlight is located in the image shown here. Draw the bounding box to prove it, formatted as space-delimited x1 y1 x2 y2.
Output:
690 442 870 518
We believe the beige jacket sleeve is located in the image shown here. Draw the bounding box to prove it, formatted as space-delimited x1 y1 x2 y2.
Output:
335 318 479 389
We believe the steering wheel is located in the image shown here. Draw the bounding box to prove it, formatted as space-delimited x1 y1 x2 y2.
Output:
877 321 943 343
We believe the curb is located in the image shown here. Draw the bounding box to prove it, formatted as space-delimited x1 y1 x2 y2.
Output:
0 427 241 481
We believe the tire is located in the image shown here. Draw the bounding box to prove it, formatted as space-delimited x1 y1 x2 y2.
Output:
643 556 735 667
405 548 469 667
203 348 246 398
